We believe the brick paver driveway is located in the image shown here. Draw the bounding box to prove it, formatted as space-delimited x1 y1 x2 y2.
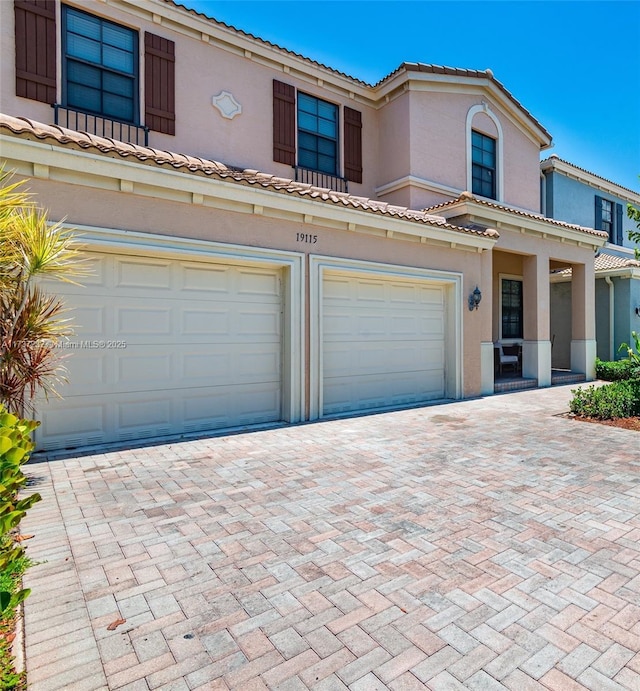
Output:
22 385 640 690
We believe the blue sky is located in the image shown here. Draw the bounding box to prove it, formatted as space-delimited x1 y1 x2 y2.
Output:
179 0 640 192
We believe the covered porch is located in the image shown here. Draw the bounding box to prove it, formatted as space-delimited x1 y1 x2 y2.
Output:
488 248 595 393
423 192 608 396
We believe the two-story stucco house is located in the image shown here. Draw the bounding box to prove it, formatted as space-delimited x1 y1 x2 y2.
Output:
1 0 607 451
541 156 640 366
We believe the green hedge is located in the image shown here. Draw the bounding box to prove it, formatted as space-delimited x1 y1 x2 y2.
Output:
595 358 636 381
0 408 41 690
570 380 640 419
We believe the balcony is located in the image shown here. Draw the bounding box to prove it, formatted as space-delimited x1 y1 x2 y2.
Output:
52 104 149 146
294 166 348 193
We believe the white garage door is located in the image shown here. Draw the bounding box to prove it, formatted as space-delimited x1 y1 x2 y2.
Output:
37 252 283 450
322 272 446 415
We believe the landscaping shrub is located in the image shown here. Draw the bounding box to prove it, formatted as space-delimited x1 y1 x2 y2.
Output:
570 380 640 419
618 331 640 381
1 169 83 687
595 357 635 382
0 408 41 690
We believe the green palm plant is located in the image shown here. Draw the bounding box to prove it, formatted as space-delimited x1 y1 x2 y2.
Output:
0 169 86 416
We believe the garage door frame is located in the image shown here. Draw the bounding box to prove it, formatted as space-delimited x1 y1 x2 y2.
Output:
309 255 463 420
35 225 305 449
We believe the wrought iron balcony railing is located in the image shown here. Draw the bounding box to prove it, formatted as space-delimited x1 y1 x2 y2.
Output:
294 166 348 193
52 104 149 146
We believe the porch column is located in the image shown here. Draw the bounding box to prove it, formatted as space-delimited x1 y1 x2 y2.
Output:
571 261 597 379
522 253 552 386
480 249 494 395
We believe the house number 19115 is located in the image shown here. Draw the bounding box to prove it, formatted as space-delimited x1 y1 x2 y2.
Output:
296 233 317 244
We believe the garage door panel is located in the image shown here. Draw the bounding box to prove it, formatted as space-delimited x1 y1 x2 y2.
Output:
388 283 418 303
117 397 172 431
182 308 230 336
235 383 281 420
237 269 281 297
182 351 230 382
37 254 284 450
238 347 281 382
324 370 444 415
41 256 107 292
323 313 353 338
356 281 386 302
116 259 173 290
117 305 172 336
181 264 231 292
39 400 106 444
323 277 351 301
237 309 281 337
70 303 107 338
325 341 442 377
183 382 280 430
117 352 172 385
63 353 107 391
322 272 446 416
181 345 280 385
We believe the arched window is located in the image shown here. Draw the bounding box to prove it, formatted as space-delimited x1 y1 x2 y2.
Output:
466 104 503 201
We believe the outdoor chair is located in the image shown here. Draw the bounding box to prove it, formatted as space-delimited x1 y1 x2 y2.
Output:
496 342 520 375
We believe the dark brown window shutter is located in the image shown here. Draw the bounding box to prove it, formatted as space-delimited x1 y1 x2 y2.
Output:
273 80 295 166
145 32 175 135
344 106 362 184
14 0 56 103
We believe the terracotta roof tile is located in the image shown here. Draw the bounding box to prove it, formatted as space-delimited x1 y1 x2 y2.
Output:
375 63 551 143
423 192 609 239
162 2 550 144
552 251 640 277
0 114 496 240
594 252 640 271
163 0 370 86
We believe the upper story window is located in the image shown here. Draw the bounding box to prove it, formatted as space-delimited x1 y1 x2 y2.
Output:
297 93 338 175
472 130 496 199
63 6 138 124
595 195 623 244
14 1 175 140
273 80 362 189
600 198 613 238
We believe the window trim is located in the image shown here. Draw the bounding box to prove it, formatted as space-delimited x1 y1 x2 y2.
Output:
61 4 139 125
466 104 504 201
499 274 524 343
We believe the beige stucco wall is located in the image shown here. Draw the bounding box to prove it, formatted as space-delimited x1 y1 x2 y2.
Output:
0 0 377 196
376 92 411 189
387 90 543 212
19 175 488 399
2 0 546 217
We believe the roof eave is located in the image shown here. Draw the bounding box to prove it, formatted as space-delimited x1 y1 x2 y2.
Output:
431 199 608 248
541 156 640 204
374 63 552 148
0 130 496 252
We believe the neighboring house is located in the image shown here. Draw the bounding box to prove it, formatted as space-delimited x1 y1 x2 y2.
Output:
0 0 607 451
541 156 640 365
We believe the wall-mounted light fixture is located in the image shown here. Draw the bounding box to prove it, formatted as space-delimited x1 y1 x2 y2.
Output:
468 286 482 311
635 306 640 317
